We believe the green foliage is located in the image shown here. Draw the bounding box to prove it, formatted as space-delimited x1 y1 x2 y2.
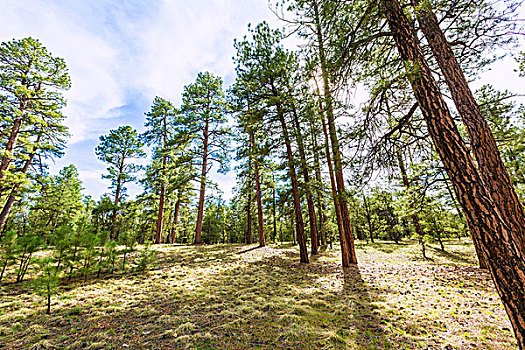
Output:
136 240 155 273
32 256 60 314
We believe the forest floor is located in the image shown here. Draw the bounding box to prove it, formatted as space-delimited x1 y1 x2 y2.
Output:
0 239 515 350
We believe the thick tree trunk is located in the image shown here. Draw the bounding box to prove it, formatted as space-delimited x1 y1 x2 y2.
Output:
413 0 525 257
382 0 525 346
250 128 265 247
313 1 357 264
291 106 319 255
0 111 25 189
276 102 309 263
194 118 209 245
0 141 39 232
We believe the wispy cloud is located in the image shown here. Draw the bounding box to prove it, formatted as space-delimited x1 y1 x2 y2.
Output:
0 0 281 200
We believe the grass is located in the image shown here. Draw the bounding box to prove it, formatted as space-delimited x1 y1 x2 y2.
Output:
0 240 516 349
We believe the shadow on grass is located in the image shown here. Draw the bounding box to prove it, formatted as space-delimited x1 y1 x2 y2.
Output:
428 245 478 266
0 244 506 349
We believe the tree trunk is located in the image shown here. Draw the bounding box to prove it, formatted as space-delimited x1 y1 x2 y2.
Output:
276 102 309 263
382 0 525 346
396 147 426 258
0 111 25 190
272 172 278 242
312 1 357 264
0 132 40 232
170 193 182 244
319 95 352 267
155 152 168 244
309 117 326 247
362 194 375 243
250 127 265 247
291 105 319 255
155 182 165 244
413 0 525 258
246 178 253 244
194 117 209 245
110 176 122 241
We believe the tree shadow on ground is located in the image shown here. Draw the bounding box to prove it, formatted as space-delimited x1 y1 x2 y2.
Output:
0 244 515 349
428 245 478 266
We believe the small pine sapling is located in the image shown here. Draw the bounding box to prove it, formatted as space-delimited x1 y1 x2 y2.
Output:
136 240 155 273
33 257 60 315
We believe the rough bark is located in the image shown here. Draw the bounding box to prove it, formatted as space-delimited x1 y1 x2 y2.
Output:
155 118 169 244
194 117 209 245
382 0 525 346
317 85 351 267
291 105 319 255
413 0 525 257
110 172 122 240
276 102 309 263
170 192 182 244
313 0 357 264
0 110 26 188
0 135 39 232
250 127 265 247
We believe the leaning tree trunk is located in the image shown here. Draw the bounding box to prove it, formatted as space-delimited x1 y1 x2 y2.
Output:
310 119 327 247
382 0 525 346
291 105 319 255
0 110 26 193
194 117 209 245
0 135 40 233
250 127 265 247
313 1 357 264
318 89 352 267
413 0 525 258
276 101 309 263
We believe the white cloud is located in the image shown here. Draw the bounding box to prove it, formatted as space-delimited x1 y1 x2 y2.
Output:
0 0 286 200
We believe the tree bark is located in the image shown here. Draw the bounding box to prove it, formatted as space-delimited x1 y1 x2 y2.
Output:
319 90 352 267
170 192 182 244
413 0 525 257
0 135 40 232
194 117 209 245
313 0 357 264
155 119 169 244
276 102 309 263
382 0 525 346
110 172 122 241
250 127 265 247
291 105 319 255
0 110 26 190
246 176 253 244
155 180 165 244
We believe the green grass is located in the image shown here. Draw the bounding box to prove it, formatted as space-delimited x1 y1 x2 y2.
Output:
0 240 516 349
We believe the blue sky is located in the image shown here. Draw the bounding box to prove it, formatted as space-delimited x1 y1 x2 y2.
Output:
0 0 285 201
0 1 523 202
